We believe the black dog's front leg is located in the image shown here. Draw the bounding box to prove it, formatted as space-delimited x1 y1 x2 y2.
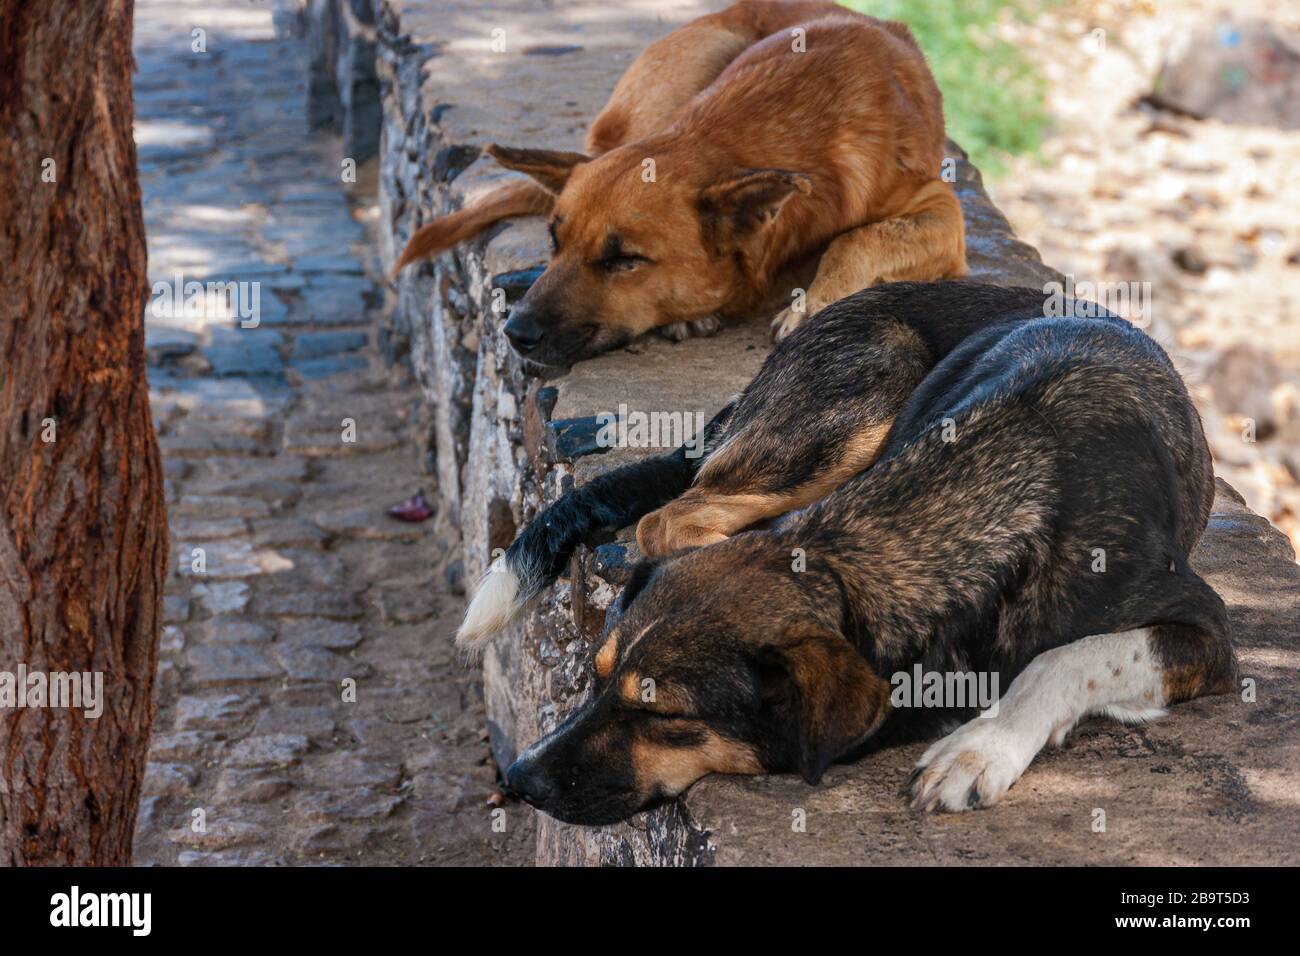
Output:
455 402 735 647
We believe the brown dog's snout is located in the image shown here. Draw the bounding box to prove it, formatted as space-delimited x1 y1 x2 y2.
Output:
503 306 546 355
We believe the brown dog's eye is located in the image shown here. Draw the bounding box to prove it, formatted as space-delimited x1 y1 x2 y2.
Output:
596 254 649 274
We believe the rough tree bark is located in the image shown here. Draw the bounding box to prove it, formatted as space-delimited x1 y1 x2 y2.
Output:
0 0 167 864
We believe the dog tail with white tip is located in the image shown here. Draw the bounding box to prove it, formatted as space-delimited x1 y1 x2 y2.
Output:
455 449 695 649
456 404 736 649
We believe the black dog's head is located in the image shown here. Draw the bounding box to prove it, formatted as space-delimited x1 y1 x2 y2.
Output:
506 537 890 825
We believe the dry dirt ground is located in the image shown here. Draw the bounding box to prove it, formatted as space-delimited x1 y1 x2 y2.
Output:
992 0 1300 554
130 0 533 866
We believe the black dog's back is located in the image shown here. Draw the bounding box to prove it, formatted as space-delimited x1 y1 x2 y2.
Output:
819 280 1049 359
856 288 1216 556
799 281 1213 558
787 287 1222 703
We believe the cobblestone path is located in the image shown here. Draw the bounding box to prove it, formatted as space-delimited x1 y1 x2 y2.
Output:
130 0 533 865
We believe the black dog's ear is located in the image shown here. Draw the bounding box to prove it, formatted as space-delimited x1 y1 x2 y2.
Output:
618 559 660 613
760 625 890 785
486 144 590 194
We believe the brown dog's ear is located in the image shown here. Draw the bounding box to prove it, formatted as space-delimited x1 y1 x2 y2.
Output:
760 624 890 785
698 168 812 255
485 144 590 194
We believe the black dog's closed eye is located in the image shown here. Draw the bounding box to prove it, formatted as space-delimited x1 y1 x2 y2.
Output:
639 706 693 721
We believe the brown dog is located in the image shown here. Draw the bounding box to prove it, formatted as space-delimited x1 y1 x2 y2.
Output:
394 0 967 368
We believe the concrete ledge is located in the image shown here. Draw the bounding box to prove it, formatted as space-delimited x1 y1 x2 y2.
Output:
305 0 1300 865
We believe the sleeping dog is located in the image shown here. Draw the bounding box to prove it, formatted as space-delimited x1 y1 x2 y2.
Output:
461 281 1236 824
393 0 966 367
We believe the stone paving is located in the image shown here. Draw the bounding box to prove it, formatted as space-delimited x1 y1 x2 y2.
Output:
130 0 532 865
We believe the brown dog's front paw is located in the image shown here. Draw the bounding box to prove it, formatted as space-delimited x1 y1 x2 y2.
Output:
770 305 807 342
658 315 724 343
658 322 693 343
635 509 667 556
687 315 723 338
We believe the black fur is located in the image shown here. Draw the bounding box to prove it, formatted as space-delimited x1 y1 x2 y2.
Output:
505 402 734 592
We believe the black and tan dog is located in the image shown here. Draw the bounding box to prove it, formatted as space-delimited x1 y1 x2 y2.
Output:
461 281 1236 825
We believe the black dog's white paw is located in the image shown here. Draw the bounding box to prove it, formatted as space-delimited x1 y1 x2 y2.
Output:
907 718 1036 813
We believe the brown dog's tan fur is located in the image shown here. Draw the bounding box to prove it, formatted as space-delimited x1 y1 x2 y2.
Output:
394 1 966 360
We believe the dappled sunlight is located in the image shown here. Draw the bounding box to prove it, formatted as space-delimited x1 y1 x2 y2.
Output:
1237 646 1300 670
134 0 280 45
1240 767 1300 805
144 292 238 332
166 204 264 228
134 119 215 151
1002 766 1123 804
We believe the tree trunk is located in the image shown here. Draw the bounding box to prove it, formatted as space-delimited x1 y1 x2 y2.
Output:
0 0 167 865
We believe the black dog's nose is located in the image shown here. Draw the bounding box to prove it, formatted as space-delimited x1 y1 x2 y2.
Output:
503 312 545 354
506 757 555 808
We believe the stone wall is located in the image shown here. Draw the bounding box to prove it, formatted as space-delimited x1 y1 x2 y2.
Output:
301 0 1300 866
302 0 383 163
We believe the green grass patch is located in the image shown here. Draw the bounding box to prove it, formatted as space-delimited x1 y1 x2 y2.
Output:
842 0 1054 176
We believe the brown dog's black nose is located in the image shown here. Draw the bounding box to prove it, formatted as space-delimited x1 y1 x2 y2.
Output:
506 757 555 807
503 312 544 354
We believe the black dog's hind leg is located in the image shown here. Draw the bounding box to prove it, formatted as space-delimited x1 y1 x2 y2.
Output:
636 307 936 557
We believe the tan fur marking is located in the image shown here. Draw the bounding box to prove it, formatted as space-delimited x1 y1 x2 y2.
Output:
631 733 764 796
638 418 894 557
1151 623 1238 705
595 633 619 679
620 671 642 704
1161 663 1235 704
